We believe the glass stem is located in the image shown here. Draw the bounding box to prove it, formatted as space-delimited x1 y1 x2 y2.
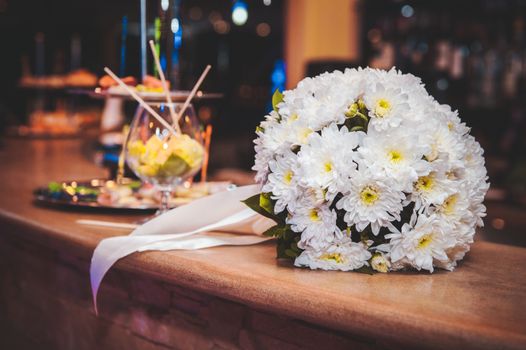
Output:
159 190 172 214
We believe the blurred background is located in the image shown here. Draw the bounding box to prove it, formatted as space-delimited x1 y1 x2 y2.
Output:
0 0 525 242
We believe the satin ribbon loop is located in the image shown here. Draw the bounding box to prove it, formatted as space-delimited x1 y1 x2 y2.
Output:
90 185 272 313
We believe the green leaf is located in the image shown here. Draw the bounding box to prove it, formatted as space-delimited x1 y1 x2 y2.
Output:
282 228 293 241
259 192 275 215
350 126 364 132
290 241 299 252
344 102 359 118
355 111 369 124
263 224 289 238
354 266 375 275
47 181 62 193
276 239 291 259
242 194 282 224
256 125 264 133
272 89 284 112
275 228 303 260
284 249 299 258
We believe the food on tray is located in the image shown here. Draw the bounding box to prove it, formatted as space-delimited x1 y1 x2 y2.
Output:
136 74 171 93
46 180 103 202
37 179 231 209
65 69 98 87
19 69 97 89
98 75 137 89
99 74 169 94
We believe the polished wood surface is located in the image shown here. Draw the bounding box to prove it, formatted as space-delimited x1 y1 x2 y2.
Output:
1 138 525 350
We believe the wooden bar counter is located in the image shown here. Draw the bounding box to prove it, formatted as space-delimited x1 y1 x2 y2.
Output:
1 138 525 350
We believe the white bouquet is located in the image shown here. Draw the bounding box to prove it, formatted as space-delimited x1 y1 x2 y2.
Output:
245 68 489 273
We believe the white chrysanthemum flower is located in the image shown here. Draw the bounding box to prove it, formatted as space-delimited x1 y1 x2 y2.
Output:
279 70 360 131
294 238 371 271
252 111 282 182
463 135 486 174
431 187 479 251
434 242 471 271
262 150 300 214
463 136 489 192
431 187 470 223
336 164 405 235
297 124 363 200
410 170 456 210
434 221 476 271
421 115 467 169
384 213 455 272
253 141 272 183
363 82 410 131
442 107 470 137
358 127 431 191
256 120 290 155
469 199 488 228
460 135 489 227
287 197 339 250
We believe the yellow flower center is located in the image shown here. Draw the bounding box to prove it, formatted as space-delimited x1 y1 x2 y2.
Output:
417 233 433 249
447 121 454 131
388 150 403 163
298 128 313 144
360 186 379 205
320 253 344 264
289 113 299 123
283 170 293 185
416 174 435 192
309 209 320 222
324 161 333 173
441 194 458 214
375 98 391 117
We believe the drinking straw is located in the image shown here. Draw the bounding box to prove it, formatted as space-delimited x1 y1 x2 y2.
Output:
176 65 212 123
148 40 181 133
103 67 178 136
200 124 213 183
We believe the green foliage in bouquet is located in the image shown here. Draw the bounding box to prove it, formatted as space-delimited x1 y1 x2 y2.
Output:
344 98 370 132
242 193 302 260
272 89 284 112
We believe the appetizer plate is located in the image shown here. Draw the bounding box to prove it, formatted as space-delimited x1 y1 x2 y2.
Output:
34 178 233 210
90 88 223 101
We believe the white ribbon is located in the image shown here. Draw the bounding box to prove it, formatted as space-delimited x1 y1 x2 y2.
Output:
90 184 273 313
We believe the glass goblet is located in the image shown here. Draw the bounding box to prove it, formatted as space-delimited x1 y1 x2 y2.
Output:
125 102 204 216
